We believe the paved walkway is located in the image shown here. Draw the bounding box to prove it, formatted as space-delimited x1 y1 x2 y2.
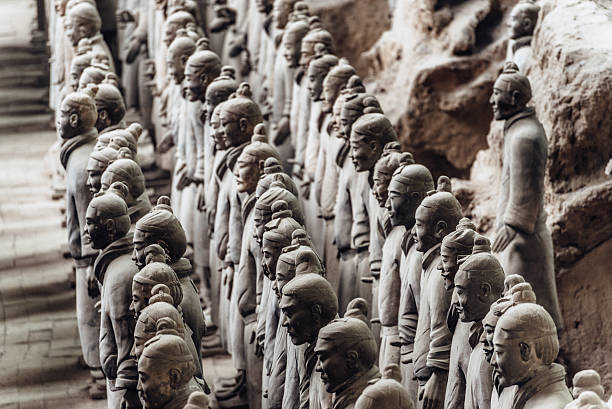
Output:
0 3 235 409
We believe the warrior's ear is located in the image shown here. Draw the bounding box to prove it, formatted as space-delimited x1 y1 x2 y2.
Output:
519 342 531 362
69 113 79 128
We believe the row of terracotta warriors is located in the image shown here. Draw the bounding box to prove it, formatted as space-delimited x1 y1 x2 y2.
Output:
47 0 610 409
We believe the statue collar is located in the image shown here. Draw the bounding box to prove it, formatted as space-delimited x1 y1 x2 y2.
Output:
215 150 228 179
511 36 532 54
421 242 441 271
88 33 105 45
335 140 350 167
93 233 134 284
225 141 249 171
332 366 381 409
170 257 192 278
99 121 126 136
242 192 256 223
128 193 152 224
400 228 416 255
59 128 97 168
512 363 566 409
469 320 484 349
504 107 535 132
294 67 305 85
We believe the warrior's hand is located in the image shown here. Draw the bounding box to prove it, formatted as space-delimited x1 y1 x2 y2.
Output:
156 132 175 153
419 370 447 409
492 224 517 253
86 265 100 299
272 116 290 146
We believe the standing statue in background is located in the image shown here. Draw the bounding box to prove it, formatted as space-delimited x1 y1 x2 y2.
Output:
413 178 463 409
506 0 540 72
453 235 505 409
490 62 563 329
85 182 139 408
94 75 127 135
57 84 105 399
491 303 572 409
65 2 115 71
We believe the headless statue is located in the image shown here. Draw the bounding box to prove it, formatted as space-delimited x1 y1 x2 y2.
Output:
355 364 413 409
137 331 201 409
491 303 572 409
490 62 563 329
57 84 104 397
372 145 414 371
100 147 152 225
315 317 381 409
506 0 540 72
387 162 434 403
452 235 505 409
134 197 206 364
86 182 140 408
412 178 463 409
280 273 338 409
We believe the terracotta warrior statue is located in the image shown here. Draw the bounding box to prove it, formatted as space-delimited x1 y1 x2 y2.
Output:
65 2 114 71
69 42 93 92
315 317 381 409
439 218 478 409
313 61 356 298
268 0 304 150
202 67 239 345
183 391 210 409
57 84 104 398
107 123 143 159
227 128 281 409
334 78 382 314
166 29 197 249
183 38 222 319
491 303 572 409
94 74 127 135
85 182 139 408
86 146 118 194
490 62 563 329
268 230 323 409
280 273 338 409
389 162 435 402
349 112 399 323
373 145 414 371
133 197 206 364
564 370 609 409
255 157 300 202
100 147 152 224
354 364 413 409
138 331 201 409
133 281 206 391
449 235 504 409
412 177 463 409
506 0 540 72
215 83 263 361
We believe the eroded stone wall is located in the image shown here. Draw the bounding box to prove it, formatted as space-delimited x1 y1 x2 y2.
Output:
358 0 612 389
